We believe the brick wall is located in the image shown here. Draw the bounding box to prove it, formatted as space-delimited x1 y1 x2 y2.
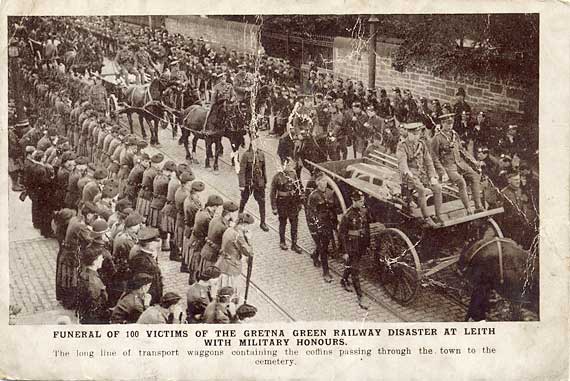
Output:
165 16 260 53
333 36 529 115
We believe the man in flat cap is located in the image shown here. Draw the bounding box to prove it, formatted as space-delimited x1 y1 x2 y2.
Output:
137 292 184 324
431 113 484 214
129 226 164 305
397 122 444 225
187 194 223 285
110 273 153 324
338 190 371 309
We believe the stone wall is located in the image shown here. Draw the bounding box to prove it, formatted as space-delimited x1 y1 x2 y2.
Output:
165 16 260 53
333 36 529 115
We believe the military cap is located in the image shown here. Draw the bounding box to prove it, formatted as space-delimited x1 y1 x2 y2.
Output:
477 147 490 154
201 266 221 281
90 218 108 234
191 180 205 192
137 226 160 242
118 127 129 136
223 200 239 212
160 292 182 307
25 145 36 154
439 113 455 122
81 246 104 266
126 136 138 146
93 168 109 180
350 190 364 201
315 93 324 99
237 303 258 320
218 286 235 297
115 198 132 212
366 104 376 111
205 194 223 207
352 101 362 108
137 140 148 149
124 212 144 228
456 87 466 96
151 153 164 164
177 163 190 175
60 151 76 164
403 89 412 95
130 273 154 289
403 122 424 130
139 152 151 161
499 154 512 162
392 87 401 93
176 172 193 184
324 94 333 101
162 160 177 172
237 212 254 225
367 88 376 93
504 169 520 179
508 124 518 130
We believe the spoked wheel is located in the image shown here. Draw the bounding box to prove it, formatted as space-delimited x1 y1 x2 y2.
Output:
376 228 422 305
476 217 504 240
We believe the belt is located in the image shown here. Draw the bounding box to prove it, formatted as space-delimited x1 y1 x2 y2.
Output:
277 190 294 197
348 229 364 237
205 238 220 251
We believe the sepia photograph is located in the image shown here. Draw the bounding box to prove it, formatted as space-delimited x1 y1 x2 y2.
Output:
7 13 540 326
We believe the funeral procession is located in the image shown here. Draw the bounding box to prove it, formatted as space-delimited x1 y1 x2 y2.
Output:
7 15 539 325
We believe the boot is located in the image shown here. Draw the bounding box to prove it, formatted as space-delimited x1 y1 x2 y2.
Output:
259 202 269 232
280 241 288 250
341 278 353 292
291 243 303 254
357 295 370 310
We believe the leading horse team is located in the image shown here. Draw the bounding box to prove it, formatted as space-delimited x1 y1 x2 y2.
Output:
9 16 538 322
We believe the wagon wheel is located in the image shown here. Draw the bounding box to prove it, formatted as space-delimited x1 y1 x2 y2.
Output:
376 228 422 305
483 217 503 239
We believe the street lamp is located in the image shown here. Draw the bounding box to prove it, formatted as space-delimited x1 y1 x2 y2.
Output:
367 15 380 89
8 41 28 134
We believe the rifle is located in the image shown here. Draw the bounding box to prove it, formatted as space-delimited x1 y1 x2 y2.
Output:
244 255 253 303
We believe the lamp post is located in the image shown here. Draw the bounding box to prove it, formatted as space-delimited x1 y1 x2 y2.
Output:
367 16 379 89
8 42 26 133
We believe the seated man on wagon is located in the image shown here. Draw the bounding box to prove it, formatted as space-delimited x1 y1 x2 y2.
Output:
396 122 444 226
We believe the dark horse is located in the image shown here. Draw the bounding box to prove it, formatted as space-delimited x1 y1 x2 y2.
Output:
114 78 177 146
179 99 249 171
458 221 539 321
277 132 330 178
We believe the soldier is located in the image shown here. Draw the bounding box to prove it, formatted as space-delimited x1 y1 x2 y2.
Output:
89 74 108 114
431 113 484 214
338 190 371 309
137 292 184 324
82 167 108 203
180 180 205 274
307 172 341 283
200 201 239 280
134 45 157 84
187 194 223 285
56 202 98 309
110 273 153 324
208 71 235 119
377 88 392 118
148 160 176 253
28 150 56 237
402 89 420 123
123 152 149 205
329 97 348 160
314 93 331 138
64 156 88 210
129 226 164 306
54 152 76 211
76 246 110 324
136 153 163 221
453 87 471 133
170 60 189 84
397 122 444 225
115 43 139 85
186 266 220 323
161 164 189 261
215 211 255 297
233 63 252 103
270 157 303 252
110 212 144 306
345 101 370 158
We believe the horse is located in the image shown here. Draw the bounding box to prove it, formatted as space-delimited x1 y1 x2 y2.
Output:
458 220 539 321
179 100 249 171
113 78 177 146
277 132 330 179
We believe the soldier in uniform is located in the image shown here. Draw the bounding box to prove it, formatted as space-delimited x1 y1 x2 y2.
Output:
187 194 223 285
200 201 239 281
129 226 164 306
170 60 189 84
110 273 153 324
338 190 371 309
161 164 189 261
134 45 157 84
452 87 471 133
307 172 341 283
215 212 255 295
115 136 138 195
270 157 303 252
397 122 444 225
345 101 370 158
54 152 76 211
148 160 176 253
238 135 269 232
64 156 88 210
115 43 139 85
186 266 220 323
431 113 484 214
207 72 236 125
123 152 149 205
391 87 406 122
110 212 144 307
76 245 110 324
136 153 163 221
180 180 205 274
82 167 108 203
89 75 108 114
402 89 420 123
329 97 347 160
233 63 252 103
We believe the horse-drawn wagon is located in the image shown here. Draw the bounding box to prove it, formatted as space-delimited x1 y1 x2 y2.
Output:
307 148 505 306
